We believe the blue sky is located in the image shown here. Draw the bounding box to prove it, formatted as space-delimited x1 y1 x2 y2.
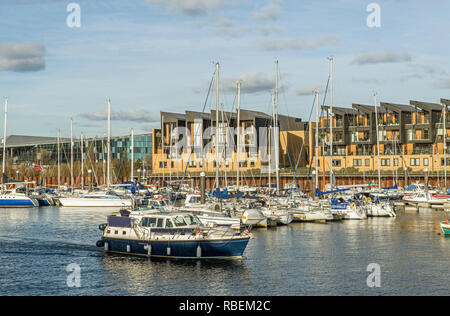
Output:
1 0 450 139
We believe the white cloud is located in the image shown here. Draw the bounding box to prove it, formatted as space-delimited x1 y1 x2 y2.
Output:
145 0 226 16
80 109 159 123
296 86 326 96
260 35 339 51
0 42 45 72
222 72 288 94
352 51 412 65
251 0 283 21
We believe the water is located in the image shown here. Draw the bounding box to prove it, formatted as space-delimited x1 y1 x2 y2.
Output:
1 207 449 296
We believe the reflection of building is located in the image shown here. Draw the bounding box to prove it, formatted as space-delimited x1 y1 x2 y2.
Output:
152 110 307 175
0 134 152 166
314 99 450 173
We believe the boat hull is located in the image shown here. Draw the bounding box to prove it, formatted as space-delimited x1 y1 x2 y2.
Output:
0 196 38 207
59 198 132 207
440 222 450 235
101 237 250 259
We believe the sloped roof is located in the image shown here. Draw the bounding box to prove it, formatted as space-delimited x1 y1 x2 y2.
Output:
3 135 71 147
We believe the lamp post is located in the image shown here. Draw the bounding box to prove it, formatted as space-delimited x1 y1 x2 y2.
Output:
143 169 146 184
137 169 141 183
16 170 19 181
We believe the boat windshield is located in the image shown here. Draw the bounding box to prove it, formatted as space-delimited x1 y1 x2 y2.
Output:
188 196 201 204
173 216 188 227
183 214 202 226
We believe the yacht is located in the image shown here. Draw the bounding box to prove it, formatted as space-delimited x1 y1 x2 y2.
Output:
58 190 132 207
96 211 251 259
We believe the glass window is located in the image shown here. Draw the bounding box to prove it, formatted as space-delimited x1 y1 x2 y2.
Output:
424 158 429 166
165 219 174 228
173 216 187 227
146 218 157 227
157 218 164 228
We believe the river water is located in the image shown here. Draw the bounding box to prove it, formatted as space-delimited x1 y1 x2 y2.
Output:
0 206 449 296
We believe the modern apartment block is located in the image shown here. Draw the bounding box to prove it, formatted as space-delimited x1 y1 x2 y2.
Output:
314 99 450 173
152 110 308 176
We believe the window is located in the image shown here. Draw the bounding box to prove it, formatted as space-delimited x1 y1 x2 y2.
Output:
239 161 248 168
159 162 167 168
332 159 341 167
365 159 370 167
250 161 255 168
381 159 390 166
141 217 157 227
183 215 202 226
394 158 399 167
157 218 164 228
174 216 187 227
424 158 429 166
411 158 420 166
165 219 174 228
353 159 362 167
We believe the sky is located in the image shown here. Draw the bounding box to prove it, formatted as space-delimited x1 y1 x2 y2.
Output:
1 0 450 139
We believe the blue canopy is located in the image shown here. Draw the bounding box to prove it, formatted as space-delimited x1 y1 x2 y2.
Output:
315 188 350 197
211 188 243 200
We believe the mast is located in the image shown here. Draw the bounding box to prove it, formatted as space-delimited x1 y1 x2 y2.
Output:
315 90 319 198
81 132 84 189
374 93 381 191
70 118 74 192
161 113 165 186
107 99 111 187
131 128 134 182
57 129 61 188
220 105 227 188
236 81 241 191
444 103 447 189
2 98 7 184
215 62 220 189
328 57 334 189
274 60 280 196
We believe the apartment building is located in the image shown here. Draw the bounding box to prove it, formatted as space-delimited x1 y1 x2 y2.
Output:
314 99 449 173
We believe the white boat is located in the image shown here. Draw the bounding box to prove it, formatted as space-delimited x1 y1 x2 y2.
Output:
58 191 132 207
366 202 396 217
0 185 39 207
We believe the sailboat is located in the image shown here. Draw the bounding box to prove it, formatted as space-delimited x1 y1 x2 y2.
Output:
0 98 38 207
59 100 132 208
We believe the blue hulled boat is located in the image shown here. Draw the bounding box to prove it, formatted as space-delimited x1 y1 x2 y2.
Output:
97 211 250 259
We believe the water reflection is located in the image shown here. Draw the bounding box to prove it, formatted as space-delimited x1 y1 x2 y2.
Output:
100 255 250 296
2 207 450 295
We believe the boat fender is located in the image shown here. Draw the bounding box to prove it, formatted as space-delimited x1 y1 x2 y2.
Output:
366 197 372 204
195 227 201 235
126 245 131 253
99 224 107 231
167 246 171 256
104 241 109 251
96 240 104 248
196 245 202 258
351 203 356 208
446 219 449 225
